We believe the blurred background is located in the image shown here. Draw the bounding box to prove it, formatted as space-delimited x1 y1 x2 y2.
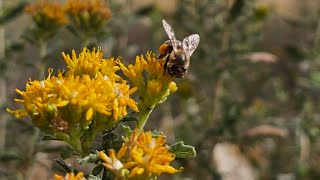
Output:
1 0 320 179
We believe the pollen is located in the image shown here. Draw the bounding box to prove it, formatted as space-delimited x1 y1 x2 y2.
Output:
159 43 169 56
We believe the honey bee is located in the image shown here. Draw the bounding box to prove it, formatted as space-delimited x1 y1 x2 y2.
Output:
158 19 200 78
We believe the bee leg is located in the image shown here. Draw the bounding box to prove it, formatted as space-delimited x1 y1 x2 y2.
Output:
163 54 170 75
163 61 168 75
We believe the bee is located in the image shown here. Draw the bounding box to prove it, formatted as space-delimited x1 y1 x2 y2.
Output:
158 19 200 78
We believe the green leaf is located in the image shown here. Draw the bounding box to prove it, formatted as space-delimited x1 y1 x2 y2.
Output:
55 158 74 173
87 175 102 180
0 59 7 72
66 24 80 38
0 2 28 25
78 152 100 165
135 5 154 15
102 131 117 143
42 135 58 140
151 130 165 138
0 151 22 162
92 165 104 176
60 146 75 159
5 41 24 56
169 141 196 158
103 169 116 180
121 124 132 137
121 116 138 122
227 0 245 23
102 130 123 151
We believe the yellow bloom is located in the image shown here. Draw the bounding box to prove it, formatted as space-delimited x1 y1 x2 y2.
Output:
8 67 137 124
7 48 138 154
62 48 121 81
54 172 85 180
169 82 178 94
65 0 112 19
118 51 178 132
100 131 181 179
126 131 181 177
65 0 112 34
62 48 103 77
25 0 67 27
99 144 127 172
118 51 177 108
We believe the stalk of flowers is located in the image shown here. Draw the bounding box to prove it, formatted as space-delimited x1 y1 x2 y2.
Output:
25 0 68 78
118 51 178 132
99 131 182 179
25 0 67 41
65 0 112 44
7 48 138 156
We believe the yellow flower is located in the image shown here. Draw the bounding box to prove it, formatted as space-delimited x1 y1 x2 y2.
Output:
25 0 67 28
54 172 85 180
8 48 138 120
118 51 177 131
169 81 178 94
99 144 127 172
100 131 182 179
62 48 121 82
65 0 112 35
126 131 181 177
8 68 137 123
7 48 138 154
118 51 177 108
65 0 112 19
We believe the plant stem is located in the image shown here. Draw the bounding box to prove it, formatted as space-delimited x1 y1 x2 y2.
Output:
136 106 154 133
39 40 48 78
82 38 90 48
81 127 101 156
68 138 83 155
81 119 116 156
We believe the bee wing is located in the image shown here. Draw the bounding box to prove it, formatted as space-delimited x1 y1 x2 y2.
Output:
162 19 178 52
182 34 200 57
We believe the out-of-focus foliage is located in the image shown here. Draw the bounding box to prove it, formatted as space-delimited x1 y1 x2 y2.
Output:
2 0 320 179
147 0 320 179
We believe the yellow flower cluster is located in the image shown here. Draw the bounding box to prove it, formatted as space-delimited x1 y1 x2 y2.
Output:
7 48 138 154
65 0 112 35
65 0 112 20
62 48 139 121
99 131 181 179
24 0 113 43
118 52 178 109
8 48 137 121
25 0 67 28
55 172 85 180
62 48 121 81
